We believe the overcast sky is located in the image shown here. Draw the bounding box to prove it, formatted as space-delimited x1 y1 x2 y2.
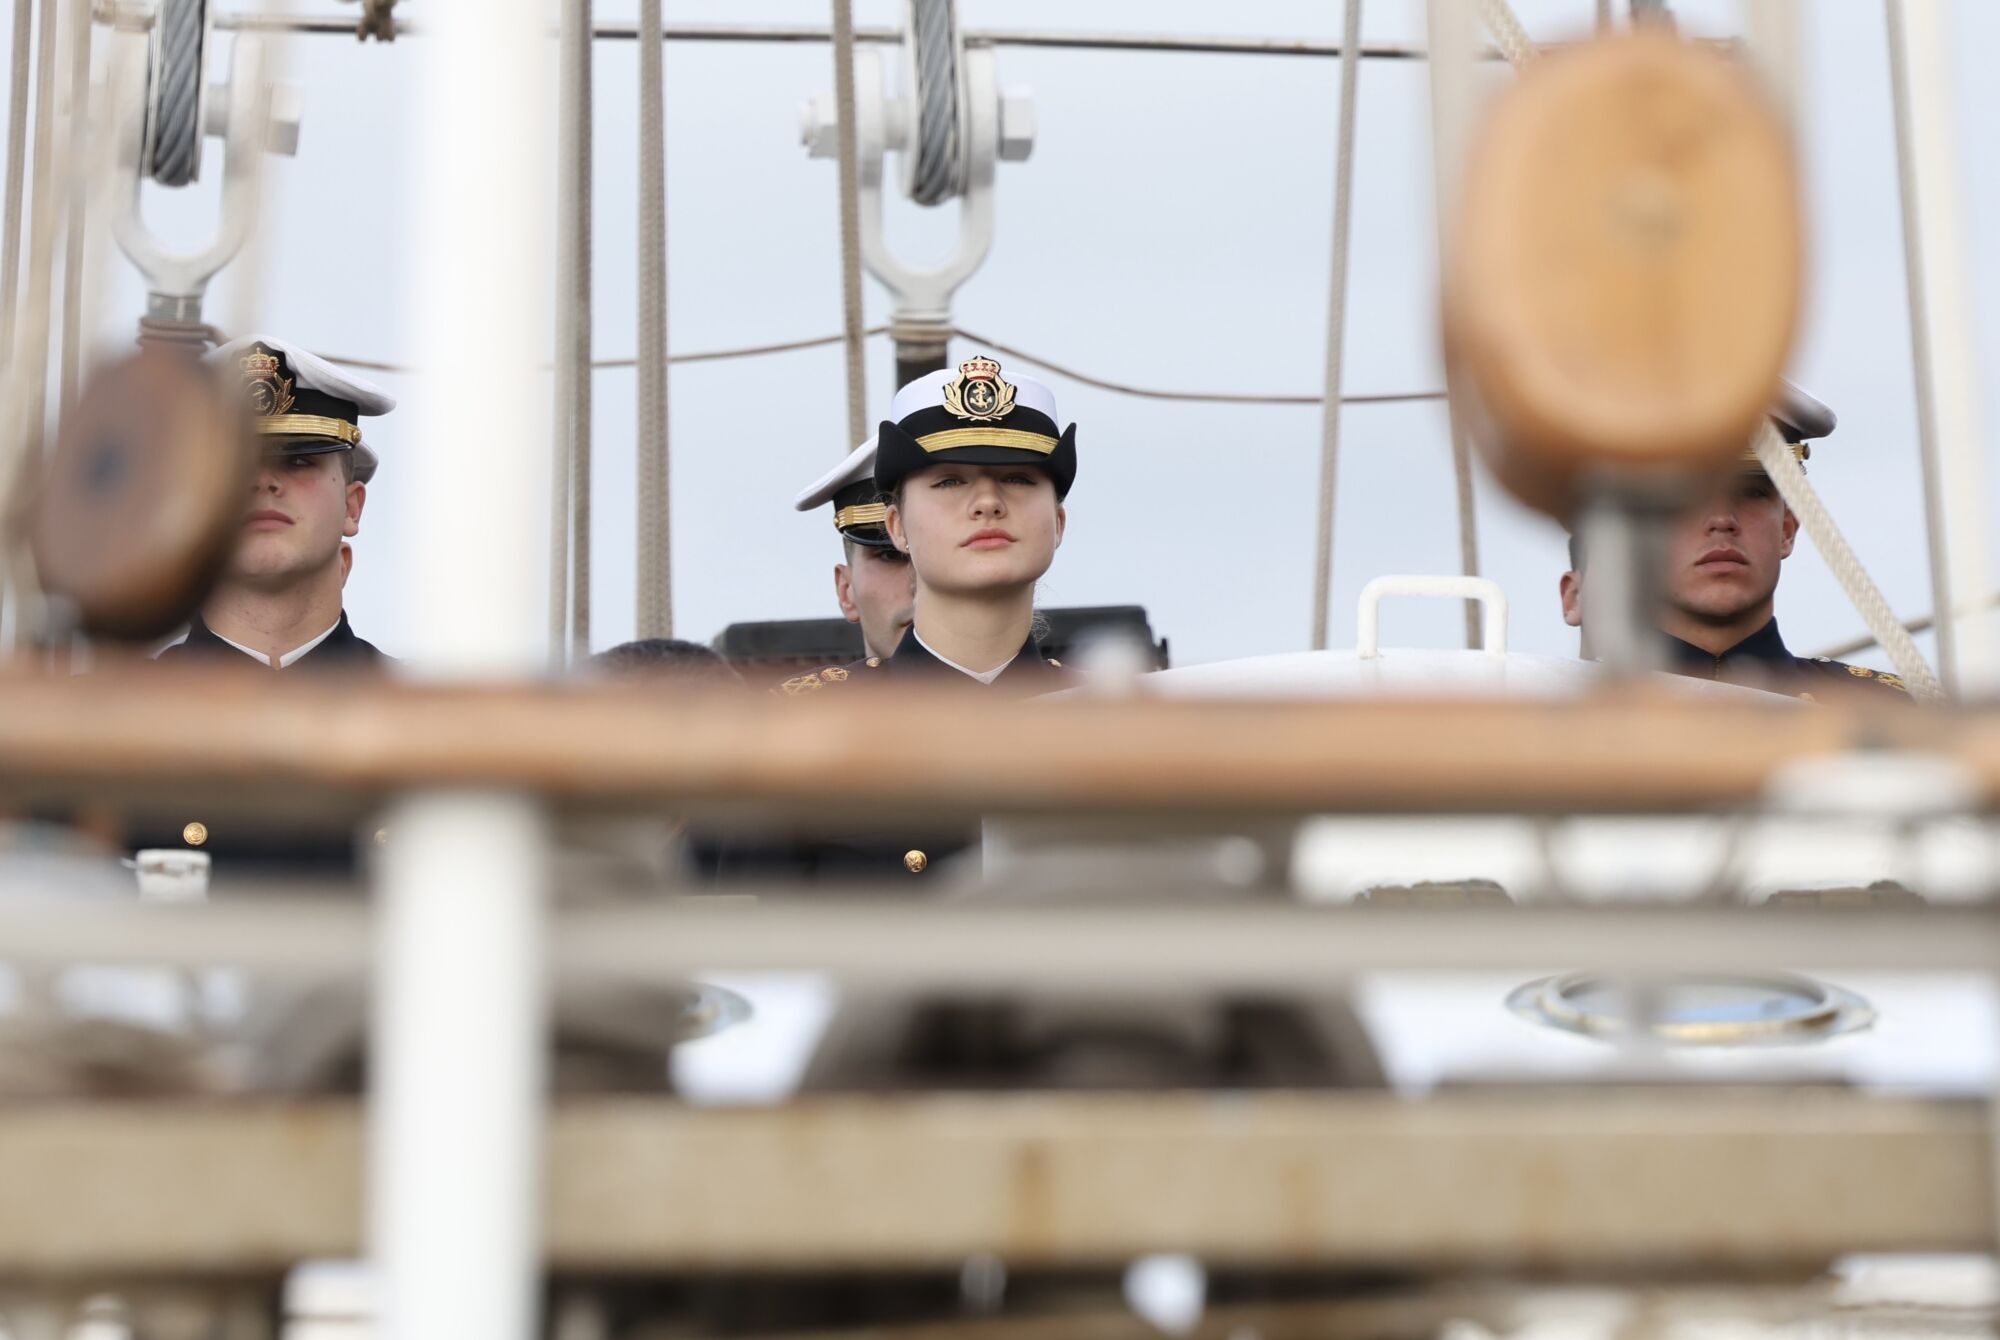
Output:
30 0 2000 675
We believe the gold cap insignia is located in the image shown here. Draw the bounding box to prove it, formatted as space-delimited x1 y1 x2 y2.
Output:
241 346 296 418
941 356 1017 423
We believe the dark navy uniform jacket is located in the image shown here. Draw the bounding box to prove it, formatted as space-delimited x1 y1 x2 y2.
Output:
712 629 1077 883
155 610 387 669
140 610 388 873
777 625 1075 698
1662 618 1910 700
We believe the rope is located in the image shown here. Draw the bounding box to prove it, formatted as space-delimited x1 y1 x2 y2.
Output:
635 0 671 639
17 0 63 454
134 314 219 349
1884 0 1959 694
1473 0 1536 68
55 0 88 416
830 0 867 449
149 0 201 186
907 0 959 206
551 0 593 664
1752 419 1943 700
0 0 32 373
1310 0 1364 652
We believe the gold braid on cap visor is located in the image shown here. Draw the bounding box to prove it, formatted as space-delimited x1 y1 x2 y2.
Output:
915 427 1058 455
256 414 362 446
833 502 888 530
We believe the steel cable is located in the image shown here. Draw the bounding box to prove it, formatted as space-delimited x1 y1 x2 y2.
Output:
907 0 959 206
150 0 202 186
829 0 867 450
1310 0 1364 651
635 0 671 638
1885 0 1959 695
324 326 1446 409
551 0 593 663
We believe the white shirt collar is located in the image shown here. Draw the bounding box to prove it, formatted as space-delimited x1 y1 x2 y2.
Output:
913 628 1017 685
210 617 342 668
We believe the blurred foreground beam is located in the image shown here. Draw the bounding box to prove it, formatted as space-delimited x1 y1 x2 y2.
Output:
6 898 2000 980
0 671 1995 819
0 1092 1982 1275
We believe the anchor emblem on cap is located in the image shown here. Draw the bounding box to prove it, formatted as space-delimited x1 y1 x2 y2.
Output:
941 356 1016 423
240 346 295 418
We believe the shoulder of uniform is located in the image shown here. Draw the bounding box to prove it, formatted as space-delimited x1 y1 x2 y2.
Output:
771 660 876 697
1801 656 1912 695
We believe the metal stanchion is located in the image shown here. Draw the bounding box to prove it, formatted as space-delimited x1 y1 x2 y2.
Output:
373 0 552 1334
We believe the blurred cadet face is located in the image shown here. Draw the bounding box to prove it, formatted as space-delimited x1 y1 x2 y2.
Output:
1662 472 1797 627
226 449 364 588
835 541 915 659
886 462 1064 598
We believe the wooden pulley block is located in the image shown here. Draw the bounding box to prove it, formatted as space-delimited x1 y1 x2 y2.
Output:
1442 32 1802 517
30 350 252 641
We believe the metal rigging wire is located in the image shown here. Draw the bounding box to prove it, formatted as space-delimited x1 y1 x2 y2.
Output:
148 0 202 185
829 0 868 452
321 326 1446 411
551 0 593 664
1310 0 1365 652
907 0 960 206
635 0 671 639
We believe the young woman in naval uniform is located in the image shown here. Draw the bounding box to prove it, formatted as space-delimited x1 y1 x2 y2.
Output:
779 354 1077 699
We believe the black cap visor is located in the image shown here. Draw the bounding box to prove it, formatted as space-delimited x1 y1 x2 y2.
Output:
263 437 357 459
877 419 1075 499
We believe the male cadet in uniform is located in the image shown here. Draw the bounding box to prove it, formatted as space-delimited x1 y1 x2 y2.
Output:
156 334 393 669
792 434 914 660
1559 379 1909 699
144 336 392 871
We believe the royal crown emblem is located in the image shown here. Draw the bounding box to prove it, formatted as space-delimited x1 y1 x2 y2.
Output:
240 346 295 418
941 356 1016 423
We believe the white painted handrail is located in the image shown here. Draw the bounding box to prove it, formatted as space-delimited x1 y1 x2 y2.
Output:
1357 575 1507 658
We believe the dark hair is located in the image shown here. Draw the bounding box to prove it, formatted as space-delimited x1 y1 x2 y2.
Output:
591 638 742 684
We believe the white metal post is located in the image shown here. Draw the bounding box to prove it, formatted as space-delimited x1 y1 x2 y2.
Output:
371 792 551 1340
1886 0 1992 695
374 0 553 1337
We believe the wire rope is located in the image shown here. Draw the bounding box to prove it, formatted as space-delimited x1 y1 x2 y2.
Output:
1310 0 1364 651
635 0 671 638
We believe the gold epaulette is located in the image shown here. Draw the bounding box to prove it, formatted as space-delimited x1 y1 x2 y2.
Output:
773 664 857 697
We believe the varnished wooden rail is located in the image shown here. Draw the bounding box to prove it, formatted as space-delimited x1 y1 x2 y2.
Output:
0 668 1990 822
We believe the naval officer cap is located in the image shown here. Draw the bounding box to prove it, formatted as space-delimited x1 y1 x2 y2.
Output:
1746 377 1836 473
874 355 1076 499
210 334 395 484
793 435 894 548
